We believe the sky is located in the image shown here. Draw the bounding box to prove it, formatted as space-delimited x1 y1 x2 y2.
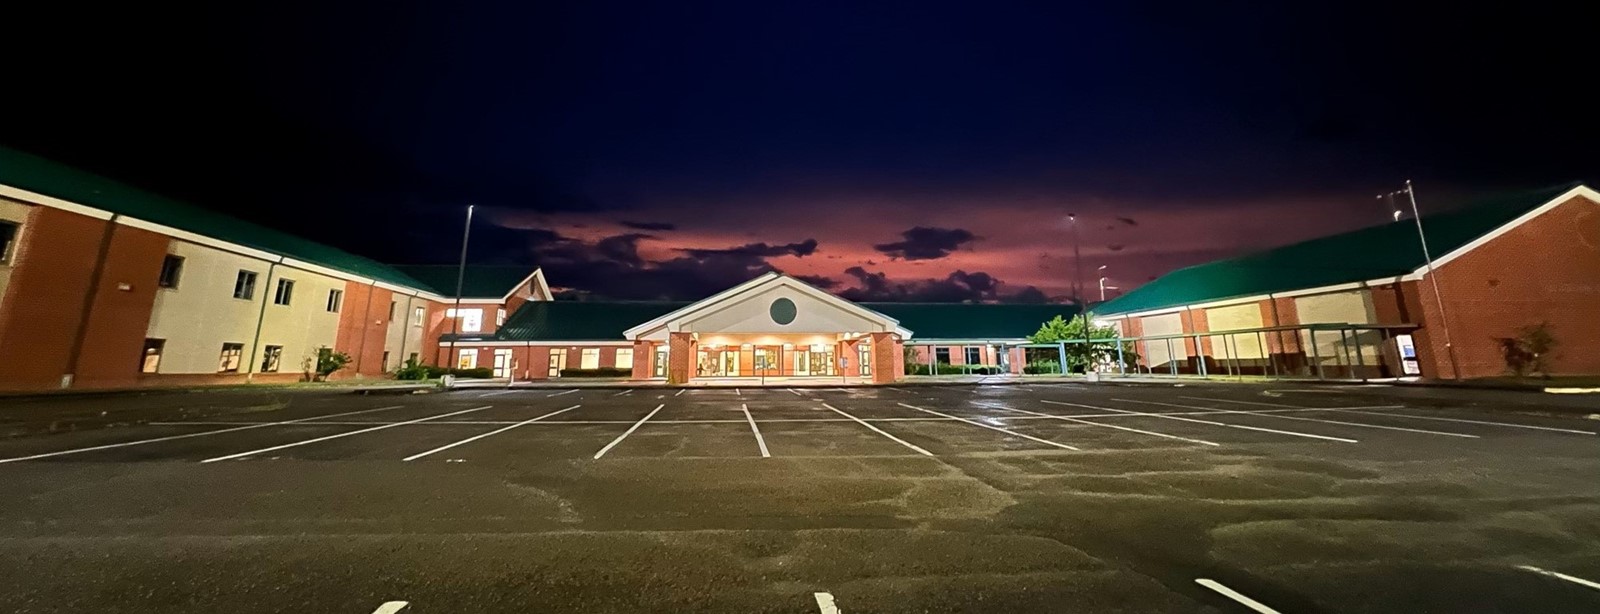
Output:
4 1 1594 302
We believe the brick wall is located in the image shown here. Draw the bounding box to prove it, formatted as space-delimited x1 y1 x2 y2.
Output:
1416 194 1600 378
334 281 394 378
668 333 693 384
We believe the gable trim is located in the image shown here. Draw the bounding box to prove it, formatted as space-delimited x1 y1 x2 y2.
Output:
1402 184 1598 280
622 272 910 339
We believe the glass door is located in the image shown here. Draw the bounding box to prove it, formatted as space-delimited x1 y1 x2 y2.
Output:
493 349 512 377
653 346 668 378
858 343 871 377
794 350 810 376
548 348 566 377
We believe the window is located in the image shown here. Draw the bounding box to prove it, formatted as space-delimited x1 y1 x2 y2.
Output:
381 351 391 371
408 352 419 365
497 308 506 327
413 306 425 326
457 350 477 369
260 345 283 372
141 339 165 373
965 347 982 365
447 308 483 332
157 255 184 288
548 348 566 377
273 278 295 305
615 348 633 369
233 270 258 300
935 347 951 364
0 220 18 264
326 289 343 313
388 300 397 320
218 343 244 373
580 348 600 369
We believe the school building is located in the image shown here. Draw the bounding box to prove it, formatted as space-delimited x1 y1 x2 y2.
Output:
1093 183 1600 380
0 146 1074 391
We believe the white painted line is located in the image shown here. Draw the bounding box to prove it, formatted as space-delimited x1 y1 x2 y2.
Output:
200 405 495 463
674 389 686 397
736 388 743 397
1042 400 1358 443
820 403 933 456
613 389 633 397
403 405 581 461
546 389 577 398
1517 565 1600 591
1135 398 1478 438
593 403 665 459
0 405 404 464
1334 408 1598 435
814 591 840 614
897 403 1080 451
1195 579 1282 614
883 387 906 393
787 388 803 396
480 390 519 398
371 601 410 614
1179 396 1299 408
740 403 771 458
974 402 1220 447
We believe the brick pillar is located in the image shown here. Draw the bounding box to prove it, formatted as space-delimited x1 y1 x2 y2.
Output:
668 333 694 384
870 333 899 383
1259 297 1305 375
631 340 653 380
1008 347 1025 374
838 339 861 377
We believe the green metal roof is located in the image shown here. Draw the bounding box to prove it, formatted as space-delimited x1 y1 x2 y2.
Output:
0 145 430 291
1094 183 1585 316
493 300 1079 341
389 265 536 298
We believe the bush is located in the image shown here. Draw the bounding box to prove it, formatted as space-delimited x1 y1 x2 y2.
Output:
394 357 430 380
558 367 632 378
904 363 1002 376
1499 322 1557 378
441 367 493 379
1024 360 1061 375
314 349 351 381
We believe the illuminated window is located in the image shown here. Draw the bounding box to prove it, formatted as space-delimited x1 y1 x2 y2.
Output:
615 348 633 369
260 345 283 372
580 348 600 369
413 306 425 326
447 308 483 332
141 338 164 373
497 308 506 326
218 343 244 373
457 351 477 369
548 348 566 377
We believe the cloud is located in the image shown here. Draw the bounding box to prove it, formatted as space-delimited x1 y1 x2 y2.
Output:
593 233 655 267
678 239 819 260
873 227 978 260
621 220 676 231
837 267 1046 303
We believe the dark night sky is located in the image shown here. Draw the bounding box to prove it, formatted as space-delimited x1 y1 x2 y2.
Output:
4 1 1594 302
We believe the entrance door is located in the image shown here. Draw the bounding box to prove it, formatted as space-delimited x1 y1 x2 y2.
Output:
794 350 810 376
858 343 871 377
548 348 567 377
493 349 513 378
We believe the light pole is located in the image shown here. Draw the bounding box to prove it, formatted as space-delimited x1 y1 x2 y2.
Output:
447 205 475 374
1069 214 1090 374
1379 182 1461 380
1096 264 1118 302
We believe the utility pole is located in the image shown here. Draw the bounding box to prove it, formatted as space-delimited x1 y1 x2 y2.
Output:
448 205 475 372
1069 214 1091 375
1380 182 1460 380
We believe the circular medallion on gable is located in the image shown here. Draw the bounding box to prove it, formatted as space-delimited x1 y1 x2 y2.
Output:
770 298 797 325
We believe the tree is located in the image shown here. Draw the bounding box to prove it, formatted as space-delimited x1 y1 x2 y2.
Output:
1027 315 1134 373
1498 322 1557 379
315 349 353 381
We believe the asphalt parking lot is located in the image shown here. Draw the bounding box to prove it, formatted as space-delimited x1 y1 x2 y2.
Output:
2 382 1599 613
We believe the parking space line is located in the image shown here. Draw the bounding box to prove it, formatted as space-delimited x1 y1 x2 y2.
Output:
200 406 495 463
1043 400 1358 443
740 403 771 458
547 389 577 398
403 405 581 461
613 389 633 397
593 403 665 459
0 405 405 464
674 389 686 396
897 403 1080 451
1333 408 1598 435
820 403 933 456
479 390 518 397
787 388 803 396
1195 579 1282 613
814 591 840 614
1129 399 1479 438
372 601 410 614
736 388 743 397
974 402 1220 446
1517 565 1600 591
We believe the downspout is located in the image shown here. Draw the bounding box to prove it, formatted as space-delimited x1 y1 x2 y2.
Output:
245 258 281 382
63 214 120 388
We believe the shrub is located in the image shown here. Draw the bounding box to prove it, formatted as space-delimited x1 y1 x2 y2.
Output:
1024 360 1061 375
315 349 352 381
559 367 632 378
394 357 429 380
1499 322 1557 378
904 363 1001 376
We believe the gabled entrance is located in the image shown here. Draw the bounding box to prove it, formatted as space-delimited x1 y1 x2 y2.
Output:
623 273 911 385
